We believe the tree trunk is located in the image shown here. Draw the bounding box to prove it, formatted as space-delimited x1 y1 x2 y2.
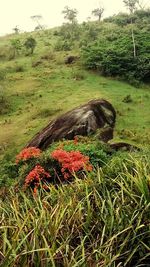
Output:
131 19 136 58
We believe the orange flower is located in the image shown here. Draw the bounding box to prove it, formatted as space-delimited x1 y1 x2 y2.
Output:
16 147 41 164
24 164 50 192
51 149 93 179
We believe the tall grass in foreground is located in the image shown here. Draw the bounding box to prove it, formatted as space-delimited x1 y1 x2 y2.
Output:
1 157 150 267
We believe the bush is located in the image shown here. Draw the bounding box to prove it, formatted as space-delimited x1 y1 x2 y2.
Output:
104 9 150 26
81 30 150 84
1 138 109 189
48 138 110 168
24 37 36 55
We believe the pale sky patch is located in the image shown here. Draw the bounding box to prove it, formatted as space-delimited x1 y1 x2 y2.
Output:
0 0 149 36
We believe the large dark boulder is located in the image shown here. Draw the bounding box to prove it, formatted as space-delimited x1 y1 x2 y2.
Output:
25 99 116 150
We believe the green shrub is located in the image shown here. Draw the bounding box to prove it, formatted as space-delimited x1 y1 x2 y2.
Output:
81 30 150 84
48 138 110 168
0 150 19 187
104 9 150 26
24 37 36 55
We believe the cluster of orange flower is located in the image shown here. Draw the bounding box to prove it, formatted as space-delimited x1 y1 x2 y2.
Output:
24 164 50 194
51 149 93 179
16 147 41 164
16 145 93 194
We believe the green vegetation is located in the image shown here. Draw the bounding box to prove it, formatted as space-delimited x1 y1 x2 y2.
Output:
0 6 150 266
24 37 37 55
1 152 150 266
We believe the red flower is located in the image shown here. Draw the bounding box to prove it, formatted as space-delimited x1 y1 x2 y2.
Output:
51 149 93 179
24 165 51 193
16 147 41 164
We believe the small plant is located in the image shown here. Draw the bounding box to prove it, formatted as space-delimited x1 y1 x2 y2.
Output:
24 164 51 194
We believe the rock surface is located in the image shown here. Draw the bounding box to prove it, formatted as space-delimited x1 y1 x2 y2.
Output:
25 99 116 150
109 142 140 151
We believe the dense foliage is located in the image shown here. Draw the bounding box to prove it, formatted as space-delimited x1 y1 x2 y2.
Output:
0 138 108 188
1 147 150 266
81 26 150 85
104 9 150 26
51 7 150 85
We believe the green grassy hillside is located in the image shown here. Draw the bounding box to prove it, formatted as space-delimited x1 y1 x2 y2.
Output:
0 30 150 158
0 19 150 266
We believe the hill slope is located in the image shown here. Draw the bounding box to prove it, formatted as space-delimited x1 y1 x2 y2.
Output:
0 19 150 267
0 29 150 157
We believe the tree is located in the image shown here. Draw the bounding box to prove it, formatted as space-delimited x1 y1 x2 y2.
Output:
123 0 138 13
60 6 79 45
62 6 78 23
30 15 44 30
123 0 139 57
92 7 104 21
24 37 36 55
12 26 20 34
